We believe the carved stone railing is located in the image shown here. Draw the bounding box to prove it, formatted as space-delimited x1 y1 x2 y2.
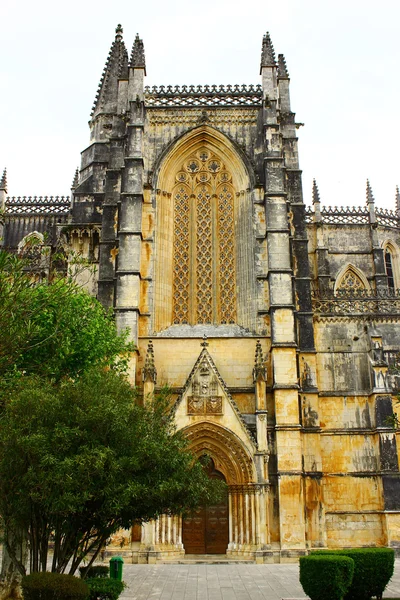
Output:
144 84 263 108
5 196 71 215
304 206 313 223
385 350 400 371
376 207 400 228
312 288 400 316
384 350 400 394
305 205 400 228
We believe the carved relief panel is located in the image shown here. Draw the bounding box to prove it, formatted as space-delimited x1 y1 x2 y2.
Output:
187 357 223 415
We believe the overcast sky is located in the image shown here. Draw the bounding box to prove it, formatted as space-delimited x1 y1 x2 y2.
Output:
1 0 399 209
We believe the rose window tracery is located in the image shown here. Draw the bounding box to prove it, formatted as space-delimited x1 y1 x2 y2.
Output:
172 150 237 325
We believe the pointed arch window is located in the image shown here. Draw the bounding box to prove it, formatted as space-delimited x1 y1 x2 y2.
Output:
383 241 400 292
335 264 369 295
384 248 395 291
172 150 237 325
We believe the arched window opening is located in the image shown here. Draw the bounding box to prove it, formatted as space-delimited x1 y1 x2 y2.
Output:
335 267 367 294
385 249 395 291
172 149 237 325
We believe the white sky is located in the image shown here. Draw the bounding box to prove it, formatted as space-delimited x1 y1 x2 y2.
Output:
0 0 399 209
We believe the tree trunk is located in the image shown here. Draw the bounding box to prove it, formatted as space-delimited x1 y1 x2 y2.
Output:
0 530 28 600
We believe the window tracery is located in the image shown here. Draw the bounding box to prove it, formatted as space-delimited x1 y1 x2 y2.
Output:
336 270 366 293
335 265 368 295
172 150 237 325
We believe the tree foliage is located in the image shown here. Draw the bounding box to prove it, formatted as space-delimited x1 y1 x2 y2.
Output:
0 250 223 583
0 250 132 380
0 370 223 575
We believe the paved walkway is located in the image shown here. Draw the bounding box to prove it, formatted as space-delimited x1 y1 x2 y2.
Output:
120 560 400 600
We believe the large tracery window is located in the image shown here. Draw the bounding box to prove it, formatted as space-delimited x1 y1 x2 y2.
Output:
172 150 237 325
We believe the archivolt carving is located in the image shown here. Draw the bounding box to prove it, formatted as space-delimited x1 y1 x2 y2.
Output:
182 422 255 485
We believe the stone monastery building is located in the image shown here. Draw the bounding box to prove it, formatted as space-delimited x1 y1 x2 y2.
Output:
1 26 400 563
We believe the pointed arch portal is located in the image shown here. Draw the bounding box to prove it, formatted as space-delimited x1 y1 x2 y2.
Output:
182 458 229 554
179 422 257 555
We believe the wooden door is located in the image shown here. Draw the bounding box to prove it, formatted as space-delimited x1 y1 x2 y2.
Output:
182 461 228 554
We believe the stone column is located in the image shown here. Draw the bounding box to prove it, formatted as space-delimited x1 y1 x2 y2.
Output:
114 50 146 382
261 33 306 558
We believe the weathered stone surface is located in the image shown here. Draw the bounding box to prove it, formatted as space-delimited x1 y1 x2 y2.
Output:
4 28 400 563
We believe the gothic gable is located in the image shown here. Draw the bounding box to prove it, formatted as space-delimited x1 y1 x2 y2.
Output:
173 341 256 454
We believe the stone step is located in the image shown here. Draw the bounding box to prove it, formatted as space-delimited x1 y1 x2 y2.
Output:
158 554 256 564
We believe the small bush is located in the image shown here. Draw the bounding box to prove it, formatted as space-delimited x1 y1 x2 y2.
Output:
86 578 125 600
22 572 88 600
79 565 110 579
300 555 354 600
312 548 395 600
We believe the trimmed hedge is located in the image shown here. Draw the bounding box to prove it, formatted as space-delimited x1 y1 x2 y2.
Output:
300 555 355 600
86 577 125 600
79 565 110 579
21 572 88 600
311 548 395 600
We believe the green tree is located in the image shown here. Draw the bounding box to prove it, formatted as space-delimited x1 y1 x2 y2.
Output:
0 250 132 380
0 250 222 595
0 370 222 576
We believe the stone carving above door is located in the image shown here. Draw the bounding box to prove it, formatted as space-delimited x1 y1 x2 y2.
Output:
187 357 223 414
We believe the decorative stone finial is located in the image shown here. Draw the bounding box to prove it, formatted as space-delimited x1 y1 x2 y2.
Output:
253 340 266 383
115 24 123 41
130 33 146 73
71 167 79 190
142 340 157 384
312 179 320 205
366 179 375 205
201 334 209 348
260 32 276 72
0 168 7 193
396 185 400 216
277 54 289 79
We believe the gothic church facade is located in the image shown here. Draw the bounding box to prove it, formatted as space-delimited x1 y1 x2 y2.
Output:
2 26 400 563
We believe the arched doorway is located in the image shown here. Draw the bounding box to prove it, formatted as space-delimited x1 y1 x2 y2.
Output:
182 458 229 554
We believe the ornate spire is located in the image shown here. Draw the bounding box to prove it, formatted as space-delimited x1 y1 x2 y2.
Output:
142 340 157 384
0 168 7 193
253 340 266 383
129 34 146 73
277 54 289 79
366 179 375 205
91 24 129 117
260 32 276 72
396 186 400 216
312 179 320 205
71 167 79 190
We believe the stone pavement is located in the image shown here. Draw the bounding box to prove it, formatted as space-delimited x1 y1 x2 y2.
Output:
120 560 400 600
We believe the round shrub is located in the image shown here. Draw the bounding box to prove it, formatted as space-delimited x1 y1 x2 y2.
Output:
312 548 395 600
86 578 125 600
300 555 355 600
21 572 88 600
79 566 110 579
